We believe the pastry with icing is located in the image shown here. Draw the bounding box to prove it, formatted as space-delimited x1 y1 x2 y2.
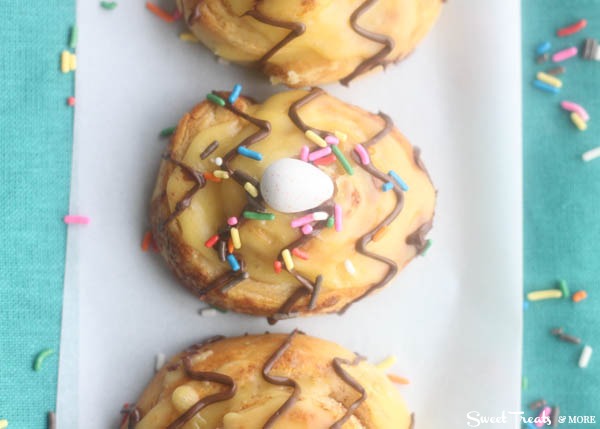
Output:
150 87 435 322
176 0 443 87
120 331 414 429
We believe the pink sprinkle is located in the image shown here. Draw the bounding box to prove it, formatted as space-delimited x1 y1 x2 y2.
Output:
300 145 309 162
64 215 90 225
292 248 309 260
227 217 238 226
334 204 342 232
171 9 182 20
291 214 314 228
308 147 332 162
354 144 370 165
552 46 578 62
325 135 339 145
67 96 76 106
536 407 551 427
301 224 313 235
561 101 589 121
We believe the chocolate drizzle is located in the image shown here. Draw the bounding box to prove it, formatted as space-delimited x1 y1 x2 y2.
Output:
244 9 306 67
330 355 367 428
340 0 395 86
261 330 303 428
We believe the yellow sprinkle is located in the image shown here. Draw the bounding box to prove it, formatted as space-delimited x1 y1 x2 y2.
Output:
376 355 397 371
69 53 77 71
281 249 294 271
179 32 200 43
305 130 327 148
334 130 348 142
230 227 241 249
171 385 199 413
61 51 70 73
527 289 563 301
213 170 230 179
571 112 587 131
536 71 562 88
0 419 8 429
244 181 258 198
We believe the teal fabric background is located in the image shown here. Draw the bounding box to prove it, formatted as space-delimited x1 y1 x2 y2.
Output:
0 1 75 427
522 0 600 419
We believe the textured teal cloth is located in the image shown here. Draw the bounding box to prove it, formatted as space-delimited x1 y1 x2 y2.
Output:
0 1 75 428
523 0 600 420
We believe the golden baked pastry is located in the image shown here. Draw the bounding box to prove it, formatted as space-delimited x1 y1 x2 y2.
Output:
150 87 435 322
120 331 414 429
176 0 443 87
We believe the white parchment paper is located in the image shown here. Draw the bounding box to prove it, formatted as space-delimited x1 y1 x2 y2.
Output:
57 0 523 427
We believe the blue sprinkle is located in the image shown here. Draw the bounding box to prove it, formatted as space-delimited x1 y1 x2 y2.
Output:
382 182 393 192
226 254 240 271
523 300 529 310
388 170 409 191
536 41 551 55
237 146 263 161
229 83 242 104
533 79 560 94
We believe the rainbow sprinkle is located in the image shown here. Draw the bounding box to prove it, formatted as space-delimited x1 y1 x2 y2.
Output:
206 93 226 107
100 1 117 9
64 215 90 225
33 348 54 371
305 130 328 148
237 146 263 161
229 84 242 104
281 249 294 271
331 145 354 175
243 182 259 198
243 211 275 221
389 170 409 191
354 144 370 165
160 126 176 137
382 182 393 192
226 254 240 271
230 227 241 249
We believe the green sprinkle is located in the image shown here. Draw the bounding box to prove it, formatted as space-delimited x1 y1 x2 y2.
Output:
160 126 176 137
326 216 335 228
69 26 78 49
33 348 54 371
243 211 275 221
100 1 117 10
208 304 228 313
420 239 433 256
558 279 570 299
331 145 354 175
522 376 528 390
206 93 226 107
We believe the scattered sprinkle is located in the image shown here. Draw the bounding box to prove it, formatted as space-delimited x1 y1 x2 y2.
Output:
327 217 335 228
281 249 294 271
301 224 313 235
552 46 578 62
572 290 588 303
273 260 282 274
300 145 309 161
0 419 7 429
213 170 230 179
243 182 259 198
372 226 389 242
204 234 219 248
421 239 433 256
354 144 371 165
227 217 238 226
61 51 77 73
214 157 223 166
536 41 551 55
376 355 397 370
100 1 117 10
243 211 275 221
64 215 90 225
561 101 589 121
229 84 242 104
69 26 78 49
344 259 356 276
523 300 529 310
546 66 565 76
33 348 54 371
551 327 581 344
558 279 570 299
206 93 226 107
155 353 166 372
291 248 309 260
145 2 177 22
313 153 337 166
199 308 218 317
305 130 328 148
230 227 241 249
331 145 354 175
389 170 409 191
67 96 76 106
582 146 600 162
334 204 342 232
536 71 562 88
334 130 348 142
557 19 587 37
237 146 263 161
387 374 410 385
579 345 593 368
141 231 154 252
226 254 240 271
382 182 393 192
179 32 199 43
522 376 528 390
291 212 327 228
203 172 221 183
570 112 587 131
529 399 546 410
308 147 332 162
325 135 339 145
160 126 176 137
227 238 234 254
527 289 562 301
200 140 219 160
536 53 549 64
533 79 560 94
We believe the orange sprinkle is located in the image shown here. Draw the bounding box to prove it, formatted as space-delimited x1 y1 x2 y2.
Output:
292 248 309 260
203 172 222 183
141 231 153 252
274 261 282 274
372 226 389 242
145 2 176 22
387 374 410 385
572 290 588 303
227 238 234 254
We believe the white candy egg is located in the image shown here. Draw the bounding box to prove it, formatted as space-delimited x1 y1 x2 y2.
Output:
260 158 334 213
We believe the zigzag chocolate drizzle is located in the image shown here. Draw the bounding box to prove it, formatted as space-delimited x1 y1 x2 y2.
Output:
330 355 367 428
261 330 303 428
340 0 395 86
